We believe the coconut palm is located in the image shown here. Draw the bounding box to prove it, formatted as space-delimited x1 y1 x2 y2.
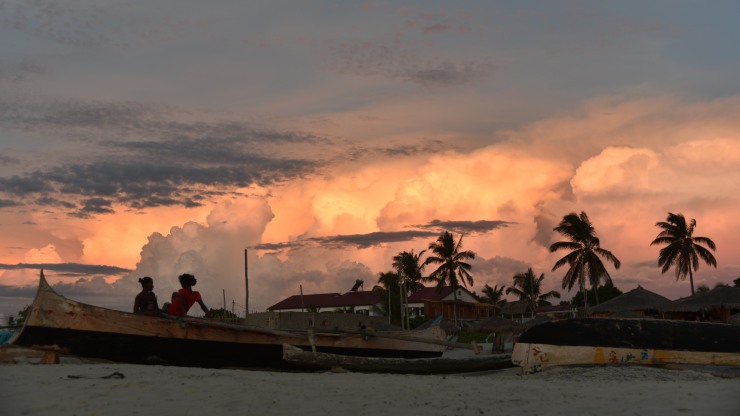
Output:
392 249 426 329
481 284 507 309
650 212 717 296
505 268 561 314
550 211 621 315
424 231 476 324
372 271 402 326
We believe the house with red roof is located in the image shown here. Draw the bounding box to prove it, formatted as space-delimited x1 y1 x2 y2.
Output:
267 285 495 320
267 291 383 315
408 286 496 320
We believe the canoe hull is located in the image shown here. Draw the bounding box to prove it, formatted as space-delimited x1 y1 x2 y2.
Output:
511 318 740 373
282 344 513 374
12 273 446 368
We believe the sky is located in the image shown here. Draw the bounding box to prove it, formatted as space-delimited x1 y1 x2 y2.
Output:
1 1 739 318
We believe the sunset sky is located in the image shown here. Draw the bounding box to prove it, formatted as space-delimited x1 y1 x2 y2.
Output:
1 1 739 318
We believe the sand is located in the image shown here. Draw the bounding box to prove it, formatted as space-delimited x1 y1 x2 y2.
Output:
1 349 739 416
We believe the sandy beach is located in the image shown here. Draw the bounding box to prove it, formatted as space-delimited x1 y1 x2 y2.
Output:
1 348 739 416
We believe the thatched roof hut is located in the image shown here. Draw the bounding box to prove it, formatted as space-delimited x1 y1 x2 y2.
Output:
468 316 523 333
590 285 674 316
668 285 740 312
666 286 740 322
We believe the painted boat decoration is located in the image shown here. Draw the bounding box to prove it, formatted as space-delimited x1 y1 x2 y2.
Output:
511 317 740 374
282 344 512 374
11 271 447 369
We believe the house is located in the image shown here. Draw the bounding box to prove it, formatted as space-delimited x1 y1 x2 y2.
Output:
267 291 382 316
267 285 496 321
408 286 496 321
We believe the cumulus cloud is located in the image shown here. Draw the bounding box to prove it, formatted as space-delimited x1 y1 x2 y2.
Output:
3 94 740 312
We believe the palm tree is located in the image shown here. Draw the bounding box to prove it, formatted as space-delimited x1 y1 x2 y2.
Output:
650 212 717 296
481 284 507 309
505 268 561 314
424 231 476 324
392 249 426 329
373 271 402 326
550 211 621 315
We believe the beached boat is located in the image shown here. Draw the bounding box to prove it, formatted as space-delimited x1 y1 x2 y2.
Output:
282 344 512 374
11 271 449 369
511 317 740 374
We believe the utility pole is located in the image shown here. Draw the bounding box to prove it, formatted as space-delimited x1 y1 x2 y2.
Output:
244 249 249 316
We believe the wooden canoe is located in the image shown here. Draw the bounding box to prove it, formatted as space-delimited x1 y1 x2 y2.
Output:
511 317 740 374
282 344 513 374
11 271 447 369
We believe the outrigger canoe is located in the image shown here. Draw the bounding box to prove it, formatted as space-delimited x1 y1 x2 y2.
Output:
11 271 448 369
282 344 512 374
512 317 740 374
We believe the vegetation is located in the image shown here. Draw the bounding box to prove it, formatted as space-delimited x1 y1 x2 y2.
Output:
363 212 722 323
696 284 711 293
408 315 428 330
373 271 403 326
650 212 717 296
550 211 621 315
505 268 561 312
570 281 623 307
424 231 476 324
392 249 426 329
480 284 507 308
6 305 31 328
206 307 240 321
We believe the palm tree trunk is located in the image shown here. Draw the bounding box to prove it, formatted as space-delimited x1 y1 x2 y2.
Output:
399 282 405 329
593 283 600 305
453 289 459 325
689 268 695 296
580 267 589 316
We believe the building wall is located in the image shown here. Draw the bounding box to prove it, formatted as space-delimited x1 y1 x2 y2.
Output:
244 311 384 330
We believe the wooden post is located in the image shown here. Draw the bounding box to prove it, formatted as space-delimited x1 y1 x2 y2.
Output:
300 285 304 312
244 249 249 316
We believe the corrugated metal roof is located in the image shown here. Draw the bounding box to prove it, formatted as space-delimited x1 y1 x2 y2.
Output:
407 286 456 302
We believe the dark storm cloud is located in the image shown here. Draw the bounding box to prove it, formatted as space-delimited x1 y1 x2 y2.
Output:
253 219 511 251
346 139 448 161
0 60 46 84
402 60 492 87
0 98 326 148
0 262 131 275
0 154 19 165
0 97 327 216
0 284 37 297
0 199 20 208
415 219 514 235
329 40 492 87
253 230 440 251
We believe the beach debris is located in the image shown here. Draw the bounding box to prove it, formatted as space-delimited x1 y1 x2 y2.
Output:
67 372 125 379
39 352 59 365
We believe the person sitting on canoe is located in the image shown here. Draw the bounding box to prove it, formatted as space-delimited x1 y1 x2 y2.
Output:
168 273 209 317
133 276 160 316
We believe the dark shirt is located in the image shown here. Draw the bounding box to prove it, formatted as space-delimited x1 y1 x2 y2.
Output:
134 291 159 315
